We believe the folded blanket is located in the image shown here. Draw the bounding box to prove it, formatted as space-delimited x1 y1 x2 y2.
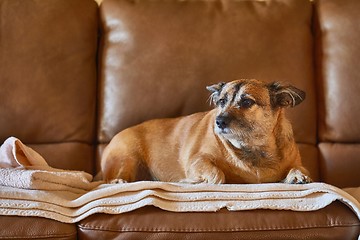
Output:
1 181 360 224
0 137 359 224
0 137 101 193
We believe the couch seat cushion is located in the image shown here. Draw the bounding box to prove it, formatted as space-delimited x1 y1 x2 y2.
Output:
77 201 359 240
0 216 76 240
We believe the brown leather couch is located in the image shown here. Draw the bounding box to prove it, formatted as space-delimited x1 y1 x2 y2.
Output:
0 0 359 239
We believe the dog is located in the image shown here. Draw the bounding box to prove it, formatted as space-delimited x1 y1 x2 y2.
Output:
101 79 312 184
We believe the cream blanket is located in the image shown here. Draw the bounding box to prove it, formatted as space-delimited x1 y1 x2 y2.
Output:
0 137 359 224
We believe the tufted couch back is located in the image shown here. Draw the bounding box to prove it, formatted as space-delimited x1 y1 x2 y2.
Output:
1 0 359 188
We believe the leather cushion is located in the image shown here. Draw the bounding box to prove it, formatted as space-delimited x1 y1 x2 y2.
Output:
315 0 360 142
98 0 316 146
319 143 360 188
78 201 360 240
0 0 98 143
0 216 76 240
0 0 98 172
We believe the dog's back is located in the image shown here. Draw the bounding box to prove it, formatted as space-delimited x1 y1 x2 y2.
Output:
101 111 217 182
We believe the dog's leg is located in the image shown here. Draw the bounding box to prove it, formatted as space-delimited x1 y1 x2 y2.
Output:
182 156 225 184
283 167 312 184
101 148 138 183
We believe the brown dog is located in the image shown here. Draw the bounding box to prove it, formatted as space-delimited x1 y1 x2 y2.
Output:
101 79 311 184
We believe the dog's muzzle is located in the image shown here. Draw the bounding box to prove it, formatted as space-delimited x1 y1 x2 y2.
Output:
216 115 231 130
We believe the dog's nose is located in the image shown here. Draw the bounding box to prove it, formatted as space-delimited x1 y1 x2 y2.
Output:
216 116 230 130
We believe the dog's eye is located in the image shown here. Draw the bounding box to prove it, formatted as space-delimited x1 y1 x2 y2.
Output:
239 99 255 108
217 99 227 107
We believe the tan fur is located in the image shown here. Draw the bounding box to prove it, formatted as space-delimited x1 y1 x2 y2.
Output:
101 79 311 184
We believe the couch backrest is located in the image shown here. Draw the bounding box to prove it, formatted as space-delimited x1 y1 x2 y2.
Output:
315 0 360 187
97 0 319 179
0 0 98 173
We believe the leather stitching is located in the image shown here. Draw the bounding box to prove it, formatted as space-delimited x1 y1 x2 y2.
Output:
0 232 77 239
77 222 360 233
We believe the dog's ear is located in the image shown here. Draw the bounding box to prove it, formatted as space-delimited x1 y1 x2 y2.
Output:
206 82 226 105
267 82 305 108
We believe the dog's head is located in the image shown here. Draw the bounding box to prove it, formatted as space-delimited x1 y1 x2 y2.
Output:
207 79 305 147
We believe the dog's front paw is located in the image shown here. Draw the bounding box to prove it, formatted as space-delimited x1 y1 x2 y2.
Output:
201 167 226 184
180 162 225 184
283 168 312 184
181 174 225 184
109 179 128 184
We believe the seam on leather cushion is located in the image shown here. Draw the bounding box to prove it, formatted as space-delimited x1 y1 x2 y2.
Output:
77 222 359 233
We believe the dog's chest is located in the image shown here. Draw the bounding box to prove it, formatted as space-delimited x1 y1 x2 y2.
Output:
225 165 282 183
220 151 282 183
